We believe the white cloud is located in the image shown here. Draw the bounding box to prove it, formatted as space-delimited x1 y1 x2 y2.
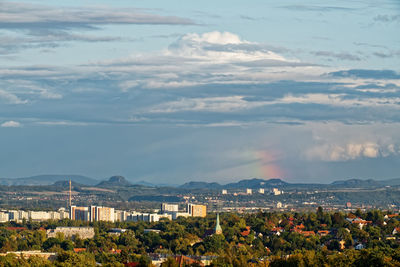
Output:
150 96 266 113
167 31 288 63
274 93 400 109
0 89 28 104
1 121 22 127
88 31 323 93
182 31 244 45
306 141 398 161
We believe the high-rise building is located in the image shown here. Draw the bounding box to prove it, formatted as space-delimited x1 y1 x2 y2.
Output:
186 204 207 217
89 206 115 222
161 203 179 213
258 188 265 194
71 206 115 222
70 206 89 221
126 213 172 222
222 189 227 195
114 210 127 222
246 188 252 195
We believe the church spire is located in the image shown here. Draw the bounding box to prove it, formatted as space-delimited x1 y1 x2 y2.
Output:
215 213 222 235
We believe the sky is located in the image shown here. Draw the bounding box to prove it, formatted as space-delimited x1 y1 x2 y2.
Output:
1 0 400 184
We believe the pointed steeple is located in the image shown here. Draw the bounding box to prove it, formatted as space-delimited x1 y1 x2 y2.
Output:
215 213 222 235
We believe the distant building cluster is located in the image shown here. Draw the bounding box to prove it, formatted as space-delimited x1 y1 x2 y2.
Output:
0 203 207 223
70 203 206 222
0 208 69 223
221 187 283 196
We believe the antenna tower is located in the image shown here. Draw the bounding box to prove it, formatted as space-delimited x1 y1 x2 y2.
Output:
69 179 72 208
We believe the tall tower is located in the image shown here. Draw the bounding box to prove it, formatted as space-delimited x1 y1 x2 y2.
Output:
69 179 72 208
215 213 222 235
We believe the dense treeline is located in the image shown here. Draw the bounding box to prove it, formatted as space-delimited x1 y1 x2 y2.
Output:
0 208 399 266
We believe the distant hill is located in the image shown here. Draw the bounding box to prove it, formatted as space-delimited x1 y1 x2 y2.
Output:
0 175 99 186
132 180 157 187
180 181 222 189
225 178 288 189
52 180 85 188
331 178 383 188
179 178 288 190
380 178 400 186
132 180 179 187
97 176 132 188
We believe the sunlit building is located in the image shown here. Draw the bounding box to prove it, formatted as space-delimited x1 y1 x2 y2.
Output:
70 206 89 221
187 203 207 217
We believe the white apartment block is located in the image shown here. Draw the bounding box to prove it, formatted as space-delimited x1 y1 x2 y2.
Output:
161 203 179 213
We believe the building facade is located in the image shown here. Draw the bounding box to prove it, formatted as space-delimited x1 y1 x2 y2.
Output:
187 204 207 217
47 227 95 239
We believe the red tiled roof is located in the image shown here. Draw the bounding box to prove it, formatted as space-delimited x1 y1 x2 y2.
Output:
73 248 86 253
297 224 305 229
175 255 204 267
241 226 251 236
317 230 330 236
352 219 372 224
301 231 315 236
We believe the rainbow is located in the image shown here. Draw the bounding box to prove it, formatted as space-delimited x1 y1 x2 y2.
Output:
255 150 285 179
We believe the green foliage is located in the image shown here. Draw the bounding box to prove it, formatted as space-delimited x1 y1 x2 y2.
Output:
203 234 226 253
56 251 96 266
0 209 400 266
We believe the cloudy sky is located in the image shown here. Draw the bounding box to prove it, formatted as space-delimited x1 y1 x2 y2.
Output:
1 0 399 184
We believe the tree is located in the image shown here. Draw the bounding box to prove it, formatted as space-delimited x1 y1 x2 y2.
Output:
203 234 226 254
56 251 96 266
61 240 74 251
138 254 151 267
43 237 61 251
317 207 324 222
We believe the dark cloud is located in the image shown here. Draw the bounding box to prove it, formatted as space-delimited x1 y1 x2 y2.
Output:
0 2 195 32
328 69 400 79
280 5 355 12
374 14 400 23
2 65 400 127
353 42 387 49
0 1 195 56
373 51 400 58
200 42 291 54
311 51 362 61
0 32 125 55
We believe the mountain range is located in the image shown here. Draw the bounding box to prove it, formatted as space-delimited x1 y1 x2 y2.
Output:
0 174 399 189
0 175 99 186
179 177 400 190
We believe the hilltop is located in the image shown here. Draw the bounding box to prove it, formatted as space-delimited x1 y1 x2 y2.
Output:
0 175 99 186
97 176 132 188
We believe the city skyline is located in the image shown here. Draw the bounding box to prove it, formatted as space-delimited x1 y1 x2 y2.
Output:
1 0 399 184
